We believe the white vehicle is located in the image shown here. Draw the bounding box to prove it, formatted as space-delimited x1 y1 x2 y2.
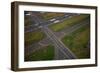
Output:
53 20 60 23
50 18 56 21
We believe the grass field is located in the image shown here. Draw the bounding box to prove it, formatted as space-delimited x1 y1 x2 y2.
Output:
50 14 90 32
42 12 64 20
25 45 55 61
25 30 46 47
62 25 90 58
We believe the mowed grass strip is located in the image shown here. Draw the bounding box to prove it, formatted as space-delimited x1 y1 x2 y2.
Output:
25 45 55 61
50 14 90 32
25 30 46 47
62 25 90 58
42 12 64 20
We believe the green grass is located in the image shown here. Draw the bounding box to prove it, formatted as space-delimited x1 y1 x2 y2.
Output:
50 14 90 32
42 12 64 20
62 25 90 58
25 45 55 61
25 30 46 47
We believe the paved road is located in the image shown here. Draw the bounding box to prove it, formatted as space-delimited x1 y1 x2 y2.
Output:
25 13 89 59
60 19 90 36
25 19 89 57
42 26 77 59
25 13 78 59
25 14 77 33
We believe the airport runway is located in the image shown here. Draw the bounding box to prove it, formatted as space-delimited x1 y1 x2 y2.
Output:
25 13 89 59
